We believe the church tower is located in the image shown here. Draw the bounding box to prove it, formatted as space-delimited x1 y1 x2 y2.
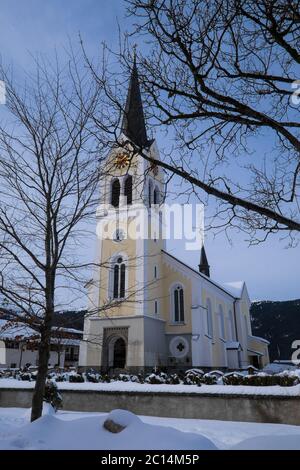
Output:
79 59 167 371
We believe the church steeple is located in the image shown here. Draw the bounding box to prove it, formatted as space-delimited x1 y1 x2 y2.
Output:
199 245 210 277
121 56 149 148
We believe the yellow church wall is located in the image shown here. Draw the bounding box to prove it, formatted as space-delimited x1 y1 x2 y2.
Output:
160 261 193 334
145 248 163 317
98 232 139 318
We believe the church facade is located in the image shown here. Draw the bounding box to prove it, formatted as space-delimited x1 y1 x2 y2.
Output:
79 62 269 372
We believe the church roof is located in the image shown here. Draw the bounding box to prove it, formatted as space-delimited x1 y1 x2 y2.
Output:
223 281 245 298
121 57 149 148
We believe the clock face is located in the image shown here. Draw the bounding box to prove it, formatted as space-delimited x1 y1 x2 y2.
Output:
114 153 130 169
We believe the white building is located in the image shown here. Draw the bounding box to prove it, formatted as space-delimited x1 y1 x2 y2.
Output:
0 319 82 369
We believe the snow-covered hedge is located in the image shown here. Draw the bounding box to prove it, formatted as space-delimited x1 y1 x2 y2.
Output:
223 371 299 387
0 367 299 387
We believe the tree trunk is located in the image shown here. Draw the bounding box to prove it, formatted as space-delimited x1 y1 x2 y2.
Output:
30 330 51 422
31 266 55 422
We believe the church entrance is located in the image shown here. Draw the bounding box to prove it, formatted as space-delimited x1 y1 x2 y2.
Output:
113 337 126 368
102 327 128 372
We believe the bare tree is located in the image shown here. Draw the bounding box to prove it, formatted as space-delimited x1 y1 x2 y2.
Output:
0 55 106 421
105 0 300 243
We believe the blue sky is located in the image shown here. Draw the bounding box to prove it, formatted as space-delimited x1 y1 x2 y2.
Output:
0 0 299 301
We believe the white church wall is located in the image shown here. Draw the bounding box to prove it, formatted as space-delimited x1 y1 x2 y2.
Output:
143 316 167 367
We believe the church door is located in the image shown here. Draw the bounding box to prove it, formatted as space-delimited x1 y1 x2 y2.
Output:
113 337 126 369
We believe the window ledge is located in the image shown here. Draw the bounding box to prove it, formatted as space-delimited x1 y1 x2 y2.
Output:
204 334 213 340
169 322 186 326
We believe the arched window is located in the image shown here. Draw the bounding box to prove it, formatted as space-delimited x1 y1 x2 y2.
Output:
111 179 120 207
153 186 160 205
244 315 249 337
113 257 126 299
206 298 213 337
228 309 235 341
172 285 184 323
124 175 133 205
148 180 153 207
218 305 225 339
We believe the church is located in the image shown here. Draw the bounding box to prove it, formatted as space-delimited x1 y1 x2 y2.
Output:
79 61 269 372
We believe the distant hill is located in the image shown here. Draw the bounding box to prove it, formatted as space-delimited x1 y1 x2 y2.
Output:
52 310 85 331
250 299 300 362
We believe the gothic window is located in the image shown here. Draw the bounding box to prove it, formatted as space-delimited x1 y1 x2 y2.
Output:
244 315 249 337
218 305 226 339
113 229 124 242
154 300 158 315
111 179 120 207
113 257 126 299
228 309 235 341
148 180 153 207
173 285 184 323
124 175 133 205
153 186 160 205
206 298 213 337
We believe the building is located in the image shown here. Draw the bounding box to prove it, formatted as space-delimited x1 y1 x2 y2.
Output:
79 61 269 372
0 319 82 369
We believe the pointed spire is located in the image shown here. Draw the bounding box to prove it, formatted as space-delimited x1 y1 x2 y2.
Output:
121 54 149 148
199 245 210 277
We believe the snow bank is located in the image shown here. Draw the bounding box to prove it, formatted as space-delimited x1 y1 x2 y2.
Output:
0 408 217 450
1 408 300 450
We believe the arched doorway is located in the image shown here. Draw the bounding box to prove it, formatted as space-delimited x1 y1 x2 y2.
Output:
107 336 126 369
113 337 126 368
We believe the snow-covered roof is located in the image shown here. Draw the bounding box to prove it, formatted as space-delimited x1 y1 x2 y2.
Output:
226 341 241 350
0 320 82 345
51 326 83 336
249 335 270 345
0 319 35 340
222 281 245 298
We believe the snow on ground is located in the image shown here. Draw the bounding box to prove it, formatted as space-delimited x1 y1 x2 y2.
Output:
1 378 300 396
0 407 300 450
0 407 216 450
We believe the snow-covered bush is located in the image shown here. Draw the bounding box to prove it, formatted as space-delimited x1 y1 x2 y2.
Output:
201 374 218 385
223 373 245 386
184 369 204 385
117 373 131 382
223 372 299 387
18 372 34 381
145 372 168 384
101 374 111 383
68 372 85 383
44 380 62 411
166 373 181 385
85 372 101 383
